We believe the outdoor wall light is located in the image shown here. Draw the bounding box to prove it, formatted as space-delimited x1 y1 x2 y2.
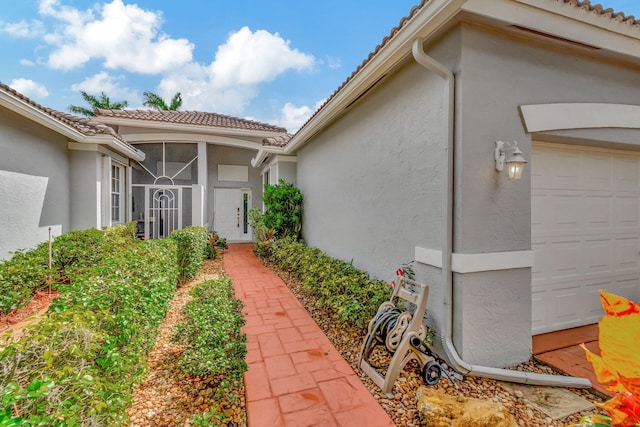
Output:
495 140 528 181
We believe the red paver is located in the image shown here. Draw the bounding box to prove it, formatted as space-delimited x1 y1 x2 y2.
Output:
224 243 396 427
533 324 611 397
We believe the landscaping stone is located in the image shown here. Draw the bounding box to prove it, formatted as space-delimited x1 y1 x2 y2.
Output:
416 386 517 427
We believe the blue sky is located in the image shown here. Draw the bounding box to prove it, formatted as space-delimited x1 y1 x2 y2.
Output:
1 0 640 132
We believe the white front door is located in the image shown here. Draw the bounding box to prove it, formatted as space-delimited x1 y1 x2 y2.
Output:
531 142 640 334
214 188 252 242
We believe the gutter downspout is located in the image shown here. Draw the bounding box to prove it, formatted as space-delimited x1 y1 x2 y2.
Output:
411 38 590 388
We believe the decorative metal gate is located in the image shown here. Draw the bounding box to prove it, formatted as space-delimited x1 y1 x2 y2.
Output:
146 186 182 239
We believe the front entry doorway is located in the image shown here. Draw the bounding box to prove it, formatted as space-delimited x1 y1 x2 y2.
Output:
214 188 252 242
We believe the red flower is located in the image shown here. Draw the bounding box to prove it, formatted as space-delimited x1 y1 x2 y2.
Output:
396 268 405 277
389 281 396 288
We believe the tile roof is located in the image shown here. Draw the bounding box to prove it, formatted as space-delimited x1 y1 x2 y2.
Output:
95 109 287 133
0 82 130 144
562 0 640 26
262 134 293 147
292 0 640 142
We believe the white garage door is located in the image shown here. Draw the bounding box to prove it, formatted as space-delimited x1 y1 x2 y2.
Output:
531 142 640 334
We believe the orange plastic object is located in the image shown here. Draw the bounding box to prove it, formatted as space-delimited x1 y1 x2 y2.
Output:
582 291 640 427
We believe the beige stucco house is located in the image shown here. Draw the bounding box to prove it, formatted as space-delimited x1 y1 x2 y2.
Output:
3 0 640 375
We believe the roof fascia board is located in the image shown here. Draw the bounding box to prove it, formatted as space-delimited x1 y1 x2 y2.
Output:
0 90 83 142
96 117 284 139
284 0 467 154
1 90 144 161
68 142 132 164
83 134 146 161
251 146 285 168
463 0 640 57
122 132 262 150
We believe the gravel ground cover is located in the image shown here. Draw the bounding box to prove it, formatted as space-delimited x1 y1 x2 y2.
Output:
261 258 608 427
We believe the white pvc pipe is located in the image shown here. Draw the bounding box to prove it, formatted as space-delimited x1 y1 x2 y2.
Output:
411 38 591 388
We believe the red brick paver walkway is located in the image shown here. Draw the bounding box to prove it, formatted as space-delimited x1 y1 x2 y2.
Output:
224 243 396 427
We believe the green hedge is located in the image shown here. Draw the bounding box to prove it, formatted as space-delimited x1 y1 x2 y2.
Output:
173 278 246 377
267 238 391 328
0 228 108 315
171 226 208 283
0 238 178 426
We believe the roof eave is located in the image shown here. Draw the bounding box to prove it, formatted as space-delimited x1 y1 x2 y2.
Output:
284 0 640 155
251 146 286 168
465 0 640 59
85 134 146 162
0 91 144 161
0 89 85 143
284 0 466 154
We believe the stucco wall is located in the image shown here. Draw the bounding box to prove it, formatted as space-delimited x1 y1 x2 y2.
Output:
69 150 100 231
457 23 640 254
277 160 297 185
0 108 69 259
296 30 461 285
296 22 640 368
450 23 640 365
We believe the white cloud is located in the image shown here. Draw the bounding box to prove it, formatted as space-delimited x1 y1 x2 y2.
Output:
271 100 325 133
325 55 342 70
9 78 49 98
71 71 140 105
210 27 314 86
19 59 36 66
0 19 45 38
158 27 315 114
40 0 193 73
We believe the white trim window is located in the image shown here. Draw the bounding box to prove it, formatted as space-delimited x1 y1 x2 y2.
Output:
111 164 124 224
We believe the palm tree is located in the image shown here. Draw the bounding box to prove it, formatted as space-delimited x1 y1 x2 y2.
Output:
142 91 182 110
68 91 129 117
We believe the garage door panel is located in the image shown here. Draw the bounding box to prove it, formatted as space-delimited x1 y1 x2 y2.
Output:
612 277 640 302
615 197 640 226
532 143 640 334
584 238 612 275
614 157 640 190
553 196 581 227
614 237 640 271
583 154 611 189
585 195 612 228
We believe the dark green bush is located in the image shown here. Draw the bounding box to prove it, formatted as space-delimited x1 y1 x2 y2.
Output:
267 238 391 328
0 228 113 314
263 179 303 239
173 277 246 377
171 226 208 283
0 238 178 426
0 249 49 314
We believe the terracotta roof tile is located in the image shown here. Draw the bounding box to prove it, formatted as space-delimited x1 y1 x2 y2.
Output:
0 82 139 153
95 108 287 133
562 0 640 26
262 134 293 147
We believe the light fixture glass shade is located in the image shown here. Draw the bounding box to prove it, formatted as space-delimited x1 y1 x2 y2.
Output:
506 147 528 180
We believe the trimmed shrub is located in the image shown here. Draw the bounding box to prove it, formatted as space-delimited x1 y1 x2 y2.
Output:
0 238 178 426
0 228 110 315
262 179 303 239
170 226 208 283
173 278 246 377
267 238 391 328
